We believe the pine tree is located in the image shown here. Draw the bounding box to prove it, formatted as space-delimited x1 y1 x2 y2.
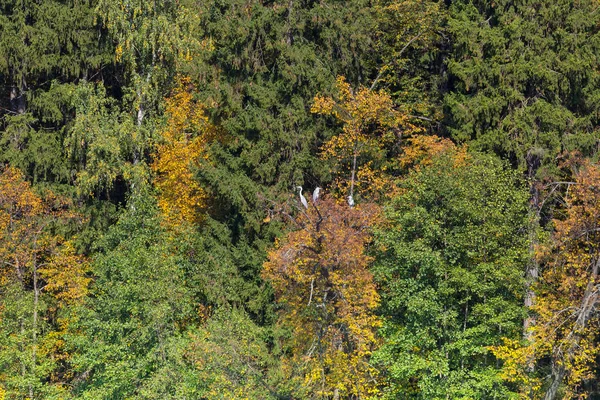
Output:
445 0 600 180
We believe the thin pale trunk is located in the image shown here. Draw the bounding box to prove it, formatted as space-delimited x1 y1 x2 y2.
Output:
134 67 152 165
30 261 39 399
523 220 539 339
544 363 565 400
333 388 340 400
134 87 144 166
350 148 357 198
20 319 27 393
524 158 541 373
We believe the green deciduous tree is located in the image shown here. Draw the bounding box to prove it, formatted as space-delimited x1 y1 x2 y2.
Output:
69 193 201 399
373 150 532 398
188 307 283 400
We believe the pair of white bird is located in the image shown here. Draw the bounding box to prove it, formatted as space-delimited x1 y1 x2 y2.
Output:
296 186 354 208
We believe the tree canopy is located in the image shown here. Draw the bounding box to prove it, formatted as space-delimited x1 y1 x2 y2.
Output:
1 0 599 398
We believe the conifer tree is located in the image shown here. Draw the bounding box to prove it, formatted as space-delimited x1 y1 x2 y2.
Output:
0 0 114 183
445 0 600 179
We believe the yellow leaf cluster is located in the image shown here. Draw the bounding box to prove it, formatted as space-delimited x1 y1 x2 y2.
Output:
152 77 214 228
489 338 541 397
39 241 90 306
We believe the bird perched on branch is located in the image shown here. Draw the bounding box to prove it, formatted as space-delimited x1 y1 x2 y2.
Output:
297 186 308 209
312 187 321 204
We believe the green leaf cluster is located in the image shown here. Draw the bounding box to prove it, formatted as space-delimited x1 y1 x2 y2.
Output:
373 152 531 398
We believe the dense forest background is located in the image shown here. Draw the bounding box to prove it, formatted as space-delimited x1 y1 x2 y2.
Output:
1 0 600 398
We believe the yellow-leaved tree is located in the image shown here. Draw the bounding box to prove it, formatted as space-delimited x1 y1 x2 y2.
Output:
535 161 600 399
0 167 89 398
152 77 215 228
312 76 424 201
492 161 600 400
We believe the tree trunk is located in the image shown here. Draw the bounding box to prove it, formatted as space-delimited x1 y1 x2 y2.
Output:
523 222 539 340
30 260 39 399
524 153 541 373
544 363 566 400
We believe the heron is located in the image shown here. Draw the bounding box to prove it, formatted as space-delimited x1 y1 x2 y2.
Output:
347 194 354 207
312 187 321 203
297 186 308 209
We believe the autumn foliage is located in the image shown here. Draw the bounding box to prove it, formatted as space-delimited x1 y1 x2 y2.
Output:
152 77 213 227
0 167 88 396
312 76 424 200
534 162 600 398
4 0 600 397
0 167 88 300
492 161 600 399
263 195 381 398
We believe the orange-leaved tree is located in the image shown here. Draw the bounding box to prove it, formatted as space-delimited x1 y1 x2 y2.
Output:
0 166 88 398
493 161 600 399
311 76 424 201
263 194 381 398
152 76 215 228
397 135 460 171
534 161 600 399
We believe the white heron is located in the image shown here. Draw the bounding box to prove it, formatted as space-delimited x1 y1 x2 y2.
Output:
347 194 354 207
312 187 321 203
297 186 308 209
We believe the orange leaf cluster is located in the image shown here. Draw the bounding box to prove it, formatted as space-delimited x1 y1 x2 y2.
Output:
263 196 382 398
398 135 462 170
0 167 87 290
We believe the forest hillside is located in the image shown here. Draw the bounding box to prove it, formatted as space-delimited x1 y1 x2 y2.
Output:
1 0 600 398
